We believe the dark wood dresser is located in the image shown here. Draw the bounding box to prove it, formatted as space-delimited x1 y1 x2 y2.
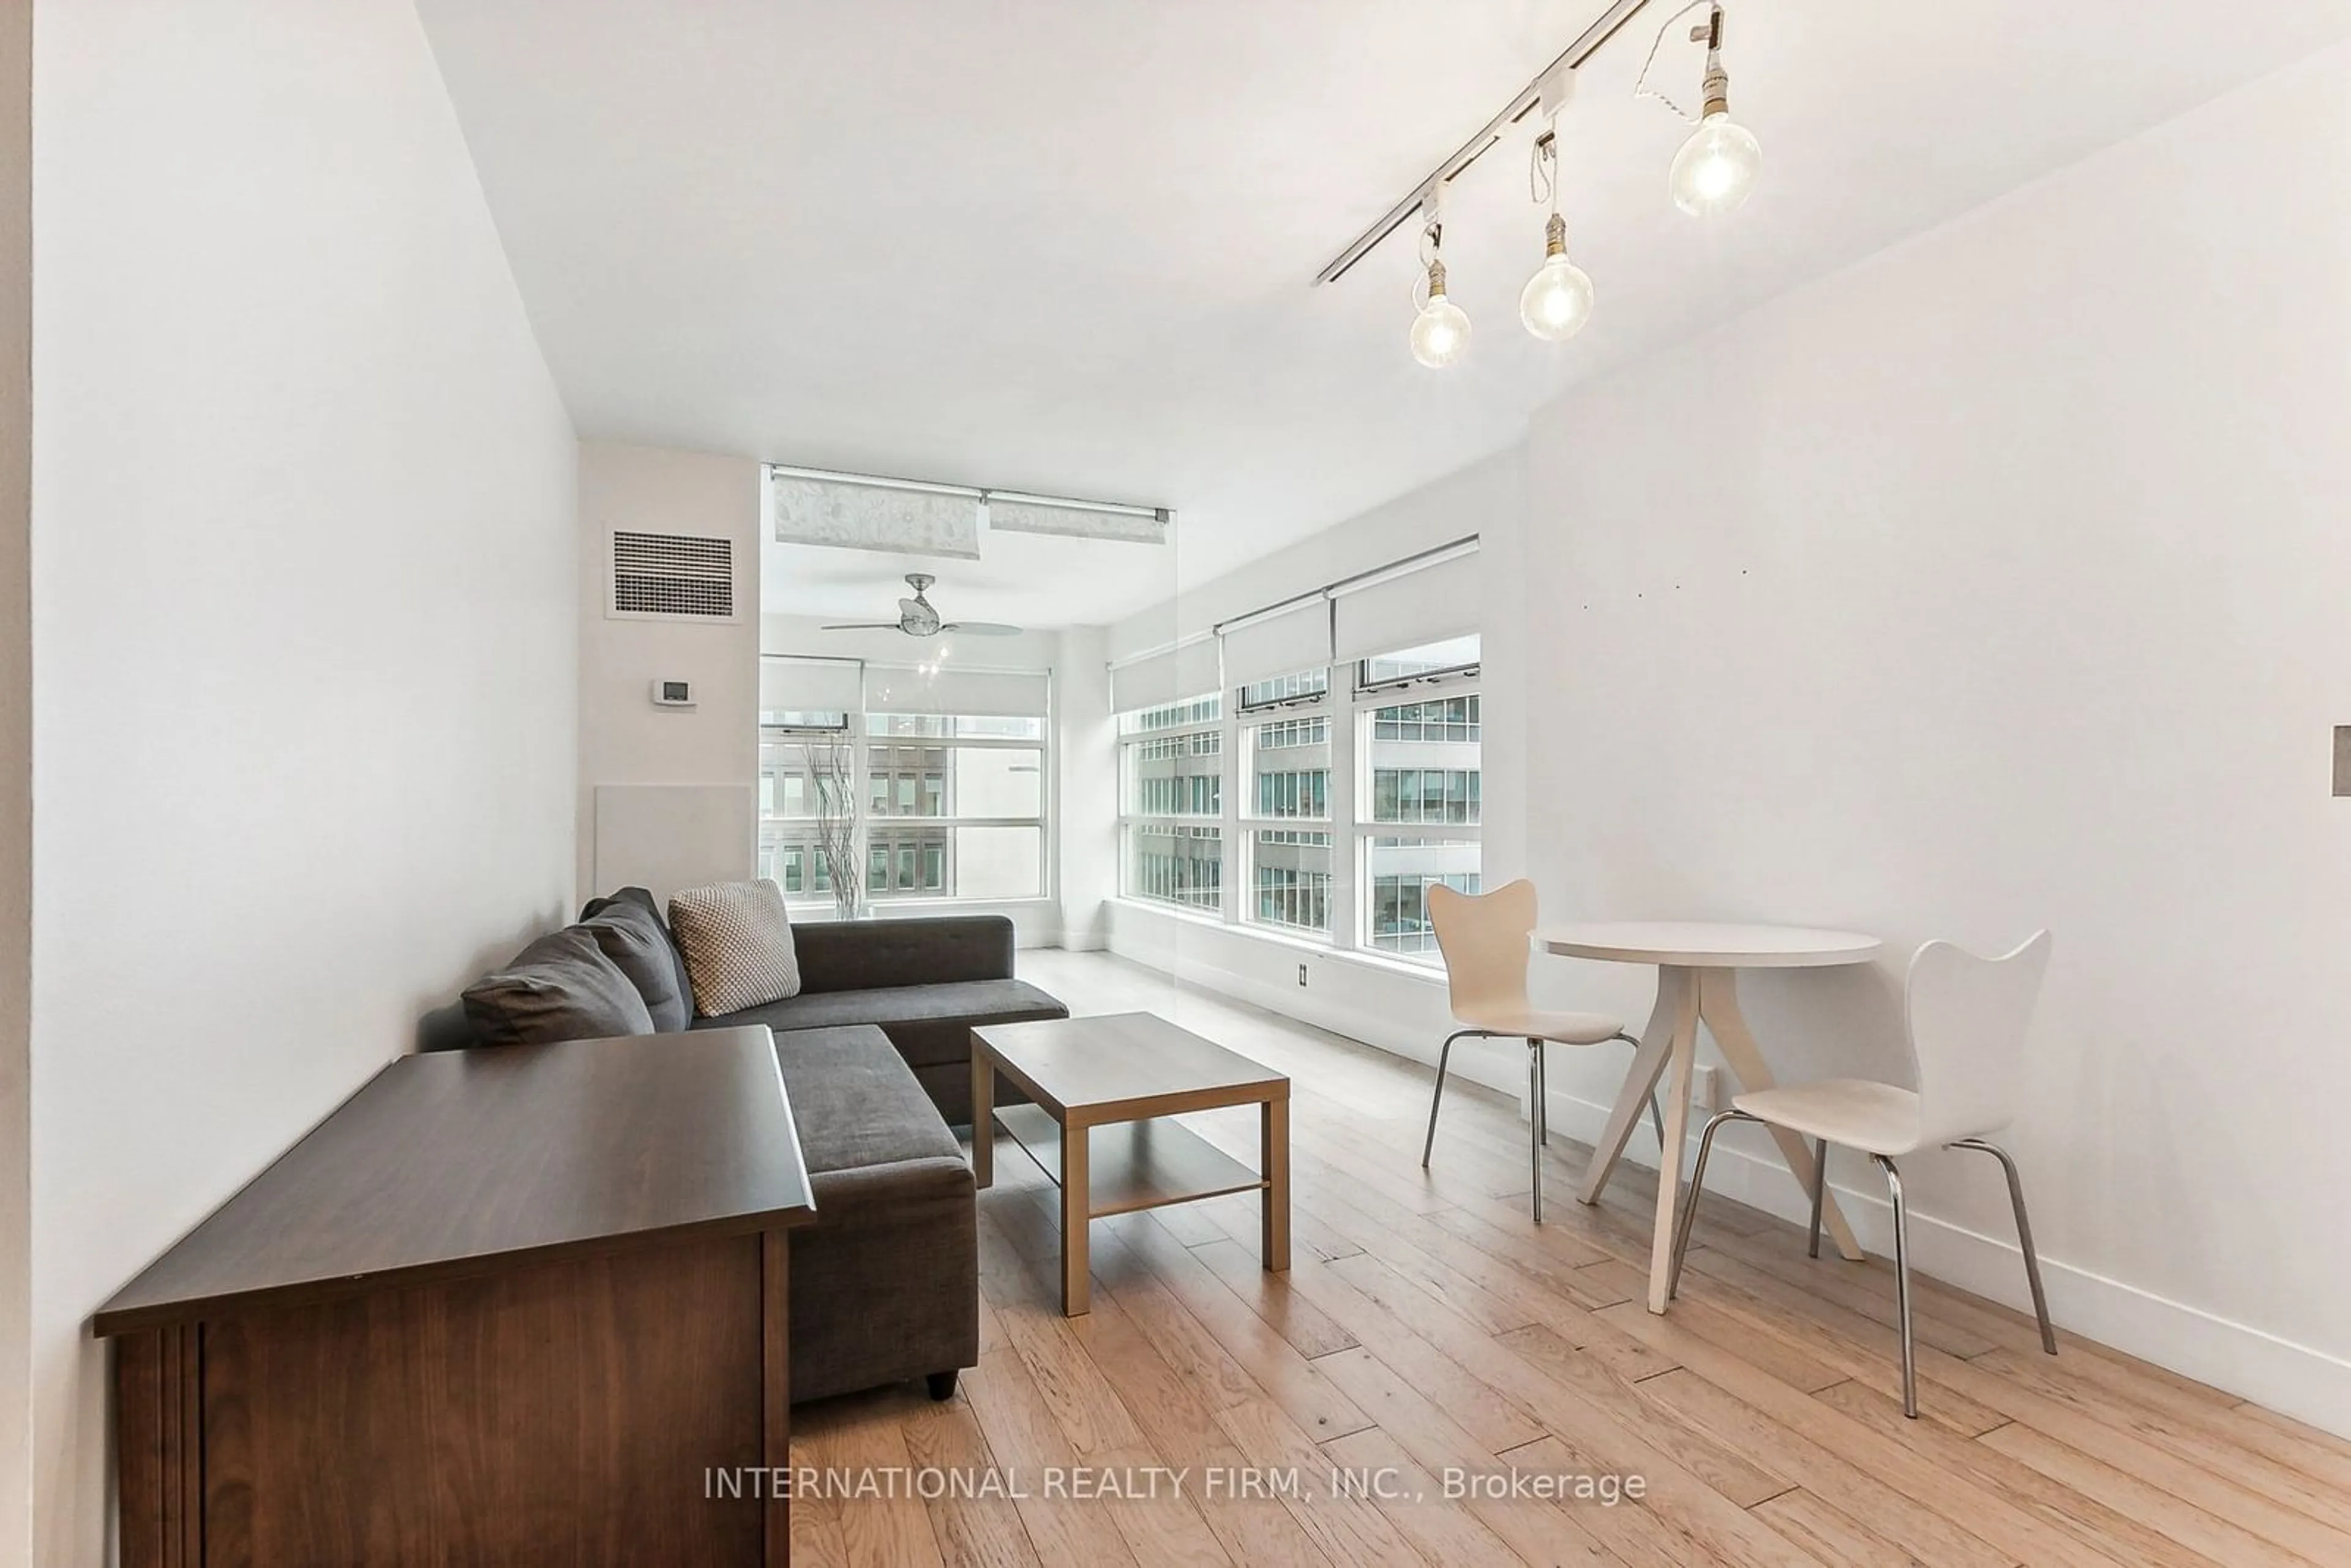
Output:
93 1026 816 1567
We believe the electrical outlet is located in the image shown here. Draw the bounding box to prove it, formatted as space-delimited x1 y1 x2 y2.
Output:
1692 1064 1722 1113
1297 964 1308 988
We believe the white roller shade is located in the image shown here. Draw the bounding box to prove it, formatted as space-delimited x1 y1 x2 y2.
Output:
1330 542 1481 662
864 664 1049 717
759 655 862 716
1220 598 1332 689
988 497 1165 544
770 470 980 558
1108 637 1221 713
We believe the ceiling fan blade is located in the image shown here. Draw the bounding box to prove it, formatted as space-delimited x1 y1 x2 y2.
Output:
941 621 1023 637
820 622 907 632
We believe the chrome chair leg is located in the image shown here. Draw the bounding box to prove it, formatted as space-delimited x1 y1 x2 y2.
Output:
1667 1108 1755 1299
1528 1041 1544 1223
1872 1153 1919 1418
1422 1029 1482 1168
1951 1137 2058 1356
1534 1038 1550 1146
1806 1136 1829 1259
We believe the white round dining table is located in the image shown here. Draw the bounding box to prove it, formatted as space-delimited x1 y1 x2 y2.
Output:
1534 921 1883 1312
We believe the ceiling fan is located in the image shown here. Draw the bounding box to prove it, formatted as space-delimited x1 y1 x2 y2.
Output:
822 574 1021 638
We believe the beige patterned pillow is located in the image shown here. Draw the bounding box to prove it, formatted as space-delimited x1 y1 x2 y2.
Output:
666 879 802 1016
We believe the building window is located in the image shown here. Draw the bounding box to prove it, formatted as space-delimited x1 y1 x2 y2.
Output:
1238 670 1333 936
1251 830 1332 932
1368 767 1480 824
1366 841 1481 955
1359 633 1479 688
1256 716 1329 749
1356 639 1479 961
1128 823 1223 909
1239 667 1330 710
1371 694 1479 742
863 713 1045 902
1120 694 1225 910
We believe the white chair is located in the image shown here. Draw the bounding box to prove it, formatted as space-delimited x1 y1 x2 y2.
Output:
1667 931 2058 1417
1423 880 1665 1221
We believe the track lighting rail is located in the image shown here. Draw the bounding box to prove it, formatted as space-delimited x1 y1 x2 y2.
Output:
1312 0 1660 285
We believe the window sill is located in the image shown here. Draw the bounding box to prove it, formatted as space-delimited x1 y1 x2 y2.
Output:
789 896 1056 918
1106 899 1447 984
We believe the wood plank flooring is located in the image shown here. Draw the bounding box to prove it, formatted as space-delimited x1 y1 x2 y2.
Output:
790 951 2351 1567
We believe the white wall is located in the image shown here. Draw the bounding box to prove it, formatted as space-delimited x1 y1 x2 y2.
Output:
1056 625 1117 950
578 440 762 898
1518 39 2351 1434
28 2 579 1559
0 0 27 1555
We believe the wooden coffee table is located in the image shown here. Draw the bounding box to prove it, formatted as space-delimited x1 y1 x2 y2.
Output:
971 1012 1290 1316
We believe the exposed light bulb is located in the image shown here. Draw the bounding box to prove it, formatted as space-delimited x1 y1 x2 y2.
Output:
1671 112 1761 216
1670 9 1759 217
1519 212 1594 341
1409 257 1471 369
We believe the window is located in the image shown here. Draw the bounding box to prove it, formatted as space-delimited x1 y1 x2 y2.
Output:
757 667 1051 906
1366 839 1480 955
1120 694 1225 909
1239 667 1330 710
1355 637 1479 961
1252 830 1332 932
1239 670 1333 936
757 727 856 895
1106 552 1482 972
1129 823 1223 908
1359 633 1479 688
864 712 1045 901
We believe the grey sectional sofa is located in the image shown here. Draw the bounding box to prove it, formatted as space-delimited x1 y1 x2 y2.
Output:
459 895 1067 1405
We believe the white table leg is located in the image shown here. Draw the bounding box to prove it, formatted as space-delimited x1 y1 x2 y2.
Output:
1644 972 1703 1312
1697 968 1864 1262
1577 966 1688 1206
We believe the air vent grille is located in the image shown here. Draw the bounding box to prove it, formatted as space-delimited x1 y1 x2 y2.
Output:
612 530 734 619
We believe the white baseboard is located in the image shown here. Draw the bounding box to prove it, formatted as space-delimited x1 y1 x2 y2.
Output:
1534 1082 2351 1441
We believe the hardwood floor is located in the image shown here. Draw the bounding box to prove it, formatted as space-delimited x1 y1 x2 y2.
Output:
790 951 2351 1567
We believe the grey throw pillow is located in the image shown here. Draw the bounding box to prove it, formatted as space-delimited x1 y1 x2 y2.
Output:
463 926 657 1047
580 903 691 1032
580 887 694 1011
667 879 801 1017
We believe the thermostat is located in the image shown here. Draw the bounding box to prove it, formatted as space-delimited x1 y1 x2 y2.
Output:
651 679 696 709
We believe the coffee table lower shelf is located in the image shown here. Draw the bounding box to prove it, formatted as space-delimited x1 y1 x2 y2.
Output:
992 1103 1266 1217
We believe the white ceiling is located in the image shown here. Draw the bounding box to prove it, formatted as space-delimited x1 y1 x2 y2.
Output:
422 0 2351 626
